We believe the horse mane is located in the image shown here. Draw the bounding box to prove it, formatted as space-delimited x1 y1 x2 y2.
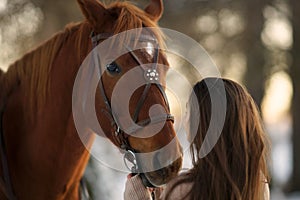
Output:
0 22 90 114
0 1 164 115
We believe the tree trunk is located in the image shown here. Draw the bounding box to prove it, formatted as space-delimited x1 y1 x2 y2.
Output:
242 0 266 109
290 0 300 192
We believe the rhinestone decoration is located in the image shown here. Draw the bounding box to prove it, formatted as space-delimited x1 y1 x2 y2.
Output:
146 69 159 81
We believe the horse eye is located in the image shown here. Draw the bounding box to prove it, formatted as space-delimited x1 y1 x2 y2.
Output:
106 62 120 73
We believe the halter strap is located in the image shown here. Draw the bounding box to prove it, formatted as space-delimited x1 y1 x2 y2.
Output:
123 44 172 131
90 32 174 146
132 83 151 122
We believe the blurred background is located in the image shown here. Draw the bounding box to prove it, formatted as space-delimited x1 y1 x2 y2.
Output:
0 0 299 199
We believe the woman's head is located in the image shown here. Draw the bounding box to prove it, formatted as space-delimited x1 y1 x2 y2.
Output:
185 77 269 200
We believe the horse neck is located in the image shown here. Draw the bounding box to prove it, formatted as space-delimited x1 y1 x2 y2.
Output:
2 22 94 200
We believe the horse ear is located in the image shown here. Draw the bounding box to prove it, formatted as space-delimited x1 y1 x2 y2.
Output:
77 0 109 28
144 0 164 22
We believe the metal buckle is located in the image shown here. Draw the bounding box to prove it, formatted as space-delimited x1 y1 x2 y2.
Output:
123 150 138 173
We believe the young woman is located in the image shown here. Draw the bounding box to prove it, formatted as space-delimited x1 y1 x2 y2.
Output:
124 78 270 200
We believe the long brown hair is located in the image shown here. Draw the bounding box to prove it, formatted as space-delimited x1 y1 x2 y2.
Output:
167 77 270 200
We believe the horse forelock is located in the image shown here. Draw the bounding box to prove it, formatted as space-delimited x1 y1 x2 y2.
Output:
107 1 165 47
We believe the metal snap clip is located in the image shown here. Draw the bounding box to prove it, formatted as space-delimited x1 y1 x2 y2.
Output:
123 150 138 173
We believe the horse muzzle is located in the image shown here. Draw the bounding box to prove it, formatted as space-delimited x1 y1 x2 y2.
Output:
135 145 183 187
143 156 183 186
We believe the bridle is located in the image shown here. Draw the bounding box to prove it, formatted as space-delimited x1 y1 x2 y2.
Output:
90 31 174 187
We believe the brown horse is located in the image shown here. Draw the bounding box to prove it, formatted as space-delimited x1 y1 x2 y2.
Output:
0 0 183 199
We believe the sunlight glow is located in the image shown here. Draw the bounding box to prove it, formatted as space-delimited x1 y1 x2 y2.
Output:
0 2 43 71
262 18 292 50
195 9 245 38
223 52 247 83
219 9 244 37
15 3 43 37
203 33 224 51
262 71 293 124
0 0 7 13
196 13 218 34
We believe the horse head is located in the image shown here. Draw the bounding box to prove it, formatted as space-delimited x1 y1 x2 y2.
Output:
76 0 183 186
